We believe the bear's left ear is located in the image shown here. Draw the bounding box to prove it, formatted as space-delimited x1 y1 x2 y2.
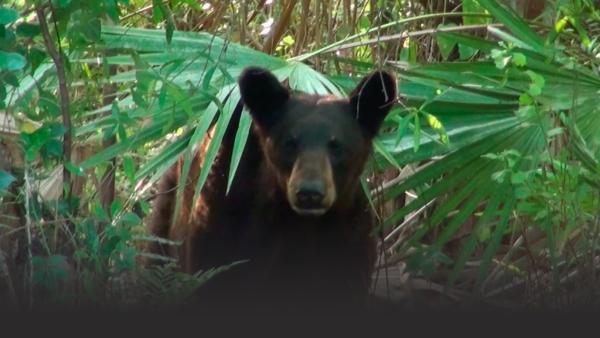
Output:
349 70 397 137
239 67 290 131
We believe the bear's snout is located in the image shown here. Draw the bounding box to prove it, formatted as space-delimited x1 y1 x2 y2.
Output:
295 180 325 209
286 151 336 217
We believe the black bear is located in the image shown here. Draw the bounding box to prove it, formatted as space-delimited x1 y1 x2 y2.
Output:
147 67 397 312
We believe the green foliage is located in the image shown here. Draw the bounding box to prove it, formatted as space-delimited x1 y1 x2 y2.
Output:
137 261 246 305
376 1 600 302
0 6 26 108
21 122 65 162
32 255 70 291
3 0 600 308
0 170 16 191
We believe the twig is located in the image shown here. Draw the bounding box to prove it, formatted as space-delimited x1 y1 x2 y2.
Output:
262 0 298 53
100 35 118 213
485 277 526 298
328 23 504 54
481 235 525 290
246 0 267 25
370 162 433 197
293 0 310 55
386 199 436 244
120 3 155 21
239 0 247 45
36 3 72 198
201 1 228 33
23 166 33 308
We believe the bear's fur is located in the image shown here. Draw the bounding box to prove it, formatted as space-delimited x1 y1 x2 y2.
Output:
146 67 396 312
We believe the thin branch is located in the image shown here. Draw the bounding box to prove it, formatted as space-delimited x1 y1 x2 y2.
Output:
293 0 310 55
290 12 494 61
120 3 154 21
99 15 118 214
201 1 228 32
239 0 247 45
100 62 117 213
36 3 72 198
262 0 298 54
23 166 33 308
246 0 267 25
329 23 503 53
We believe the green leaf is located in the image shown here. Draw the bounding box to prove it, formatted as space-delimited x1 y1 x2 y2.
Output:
134 130 192 182
394 114 412 146
424 113 448 144
93 202 110 221
476 192 516 287
282 35 295 46
123 155 136 182
512 52 527 67
192 87 240 204
436 24 457 60
39 90 61 117
121 212 142 226
0 83 5 102
81 123 168 170
372 138 399 169
53 0 72 8
462 0 491 26
27 48 46 74
546 127 563 138
476 0 547 54
110 199 123 219
153 0 175 44
152 0 164 22
16 23 41 37
525 70 545 97
413 112 421 152
32 255 69 290
226 108 252 194
0 170 15 190
81 17 101 42
458 43 477 60
510 171 527 184
400 39 418 64
0 51 26 71
447 185 506 286
43 139 63 158
433 186 489 250
2 71 19 87
0 7 18 25
64 162 84 177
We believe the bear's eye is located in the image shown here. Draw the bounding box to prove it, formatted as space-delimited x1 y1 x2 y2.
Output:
328 137 343 159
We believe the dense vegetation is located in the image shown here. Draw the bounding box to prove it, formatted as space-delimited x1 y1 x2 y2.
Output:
1 0 600 309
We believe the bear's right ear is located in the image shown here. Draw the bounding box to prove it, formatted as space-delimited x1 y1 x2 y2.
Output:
349 70 396 137
239 67 289 130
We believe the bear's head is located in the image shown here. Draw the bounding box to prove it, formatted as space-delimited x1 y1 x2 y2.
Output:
239 67 396 217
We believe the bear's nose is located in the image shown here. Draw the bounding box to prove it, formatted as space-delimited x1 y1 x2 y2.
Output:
295 181 325 208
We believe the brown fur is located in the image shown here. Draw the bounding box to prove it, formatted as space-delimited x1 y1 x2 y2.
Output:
146 68 396 312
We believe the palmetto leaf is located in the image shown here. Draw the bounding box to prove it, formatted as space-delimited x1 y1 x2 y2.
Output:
73 18 600 290
78 27 350 217
476 0 547 54
372 28 600 288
